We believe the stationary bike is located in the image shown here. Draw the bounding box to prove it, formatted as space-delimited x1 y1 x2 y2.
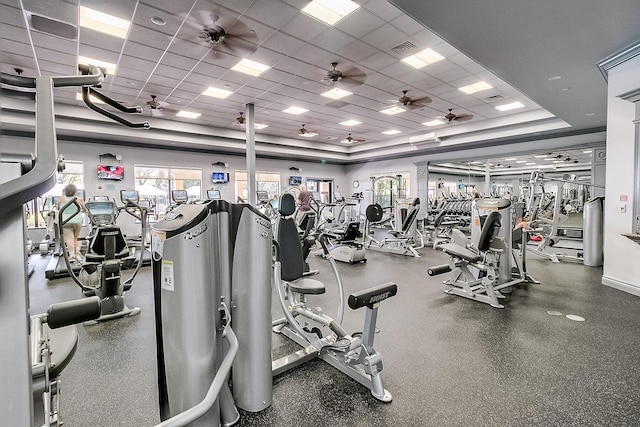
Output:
58 190 146 322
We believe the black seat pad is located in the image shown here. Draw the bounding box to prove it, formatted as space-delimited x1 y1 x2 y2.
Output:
439 243 483 263
289 277 326 295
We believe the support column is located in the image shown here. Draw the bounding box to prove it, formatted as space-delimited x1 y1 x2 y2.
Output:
484 160 491 196
245 103 256 204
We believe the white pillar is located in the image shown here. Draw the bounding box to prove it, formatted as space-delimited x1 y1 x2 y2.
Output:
245 103 256 204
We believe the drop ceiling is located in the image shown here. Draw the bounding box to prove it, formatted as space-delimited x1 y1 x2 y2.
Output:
1 0 638 164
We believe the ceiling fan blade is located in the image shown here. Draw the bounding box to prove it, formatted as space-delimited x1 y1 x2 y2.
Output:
194 10 219 26
454 114 473 122
339 76 365 90
224 20 259 45
151 109 164 117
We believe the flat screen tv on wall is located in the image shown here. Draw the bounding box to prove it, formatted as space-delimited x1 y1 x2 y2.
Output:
97 165 124 180
212 172 229 184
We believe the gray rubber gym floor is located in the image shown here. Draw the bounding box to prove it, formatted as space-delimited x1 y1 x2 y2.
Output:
28 246 640 426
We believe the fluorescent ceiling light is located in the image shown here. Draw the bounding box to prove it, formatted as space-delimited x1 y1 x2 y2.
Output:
283 106 308 115
340 138 353 144
516 160 527 164
176 110 201 119
202 87 233 99
79 6 130 39
231 58 270 76
544 158 555 161
380 106 406 115
321 88 352 100
495 101 524 111
552 160 564 164
504 157 516 161
458 81 493 94
299 132 318 137
301 0 360 26
469 161 483 164
526 162 536 166
401 48 444 69
382 130 401 135
76 92 104 104
534 155 547 158
254 123 268 129
340 119 361 126
423 119 445 126
583 150 592 154
78 56 117 75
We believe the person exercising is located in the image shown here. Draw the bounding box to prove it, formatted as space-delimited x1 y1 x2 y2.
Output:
58 184 85 263
297 185 313 229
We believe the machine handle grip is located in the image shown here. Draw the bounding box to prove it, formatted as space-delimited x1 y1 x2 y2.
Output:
46 296 101 329
427 264 452 276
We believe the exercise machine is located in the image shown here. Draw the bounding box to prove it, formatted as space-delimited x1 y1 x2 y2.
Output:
364 198 423 257
31 297 101 426
427 198 538 308
58 189 146 322
272 193 397 401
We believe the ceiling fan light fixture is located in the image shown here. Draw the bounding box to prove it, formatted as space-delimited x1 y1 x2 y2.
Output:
302 0 360 26
401 48 444 69
321 88 352 99
79 6 130 39
380 106 406 115
202 86 233 99
231 58 270 76
458 81 493 94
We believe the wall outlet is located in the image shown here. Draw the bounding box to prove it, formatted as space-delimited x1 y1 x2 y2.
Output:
620 204 627 213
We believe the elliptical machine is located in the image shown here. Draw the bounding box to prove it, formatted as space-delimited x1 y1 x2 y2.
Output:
58 189 146 322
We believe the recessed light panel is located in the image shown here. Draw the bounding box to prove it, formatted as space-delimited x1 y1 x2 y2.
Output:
176 110 201 119
423 119 444 126
340 119 361 126
202 87 233 99
231 58 270 76
380 106 406 115
301 0 360 26
321 88 352 100
504 158 516 161
254 123 268 129
382 130 401 135
401 48 444 69
458 81 493 94
516 160 527 164
495 101 524 111
79 6 130 39
283 106 308 115
78 56 117 75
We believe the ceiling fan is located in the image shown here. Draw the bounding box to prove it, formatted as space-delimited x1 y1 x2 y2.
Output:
390 90 432 109
321 62 367 89
443 108 474 123
235 112 245 125
298 124 318 137
185 11 259 58
146 95 174 117
341 133 365 144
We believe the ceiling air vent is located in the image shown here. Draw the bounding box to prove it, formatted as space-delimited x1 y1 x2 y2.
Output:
28 12 77 40
391 41 417 55
484 94 505 103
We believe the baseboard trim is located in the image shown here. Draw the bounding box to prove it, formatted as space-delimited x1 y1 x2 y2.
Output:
602 275 640 297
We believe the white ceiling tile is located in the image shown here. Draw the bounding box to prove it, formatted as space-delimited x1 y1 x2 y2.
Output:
435 66 471 83
360 23 410 52
244 1 300 29
280 14 327 41
337 40 377 62
409 29 443 49
361 0 404 21
261 31 307 55
390 13 426 36
310 28 356 52
334 8 386 39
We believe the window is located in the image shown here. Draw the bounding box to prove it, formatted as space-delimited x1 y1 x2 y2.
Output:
28 161 84 228
235 171 280 202
134 166 201 218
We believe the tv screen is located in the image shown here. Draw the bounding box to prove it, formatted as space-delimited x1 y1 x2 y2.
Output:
207 189 221 200
212 172 229 184
289 176 302 186
256 191 269 202
98 165 124 181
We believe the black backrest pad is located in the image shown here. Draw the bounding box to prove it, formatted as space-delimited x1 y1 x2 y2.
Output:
348 282 397 310
279 193 296 217
277 216 305 281
91 225 127 257
366 204 384 222
342 222 360 241
477 211 502 252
